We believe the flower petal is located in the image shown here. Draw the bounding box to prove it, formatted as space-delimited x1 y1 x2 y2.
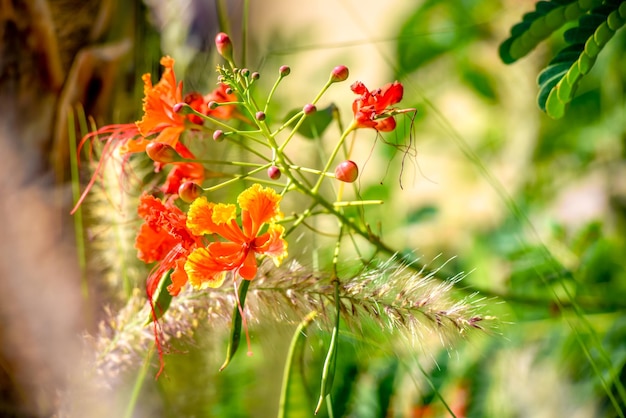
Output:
253 223 288 266
184 247 228 289
238 184 283 237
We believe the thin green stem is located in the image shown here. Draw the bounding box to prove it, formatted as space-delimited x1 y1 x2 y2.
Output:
202 164 272 193
123 346 154 418
311 122 357 194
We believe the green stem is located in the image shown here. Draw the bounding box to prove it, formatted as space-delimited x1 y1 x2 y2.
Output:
123 346 154 418
311 122 357 194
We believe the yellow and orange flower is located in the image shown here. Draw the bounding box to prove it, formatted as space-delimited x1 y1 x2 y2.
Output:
182 184 288 289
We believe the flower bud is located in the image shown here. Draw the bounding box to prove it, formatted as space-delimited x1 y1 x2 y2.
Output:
330 65 349 83
334 160 359 183
178 181 202 203
303 103 317 115
251 72 260 80
267 165 281 180
255 111 266 121
173 102 186 113
215 32 233 61
208 101 219 110
240 68 250 77
279 65 291 77
146 142 179 163
213 130 225 141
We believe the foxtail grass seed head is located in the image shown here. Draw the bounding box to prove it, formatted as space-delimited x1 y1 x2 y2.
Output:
268 165 281 180
303 103 317 115
330 65 349 83
256 111 266 121
279 65 291 77
213 130 224 141
215 32 233 61
146 142 179 163
335 160 359 182
178 181 202 203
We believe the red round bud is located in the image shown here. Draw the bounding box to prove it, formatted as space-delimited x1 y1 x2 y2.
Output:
178 181 202 203
303 103 317 115
330 65 349 83
267 165 281 180
146 142 179 163
213 130 224 141
279 65 291 77
334 160 359 183
215 32 233 60
255 111 266 121
251 72 260 80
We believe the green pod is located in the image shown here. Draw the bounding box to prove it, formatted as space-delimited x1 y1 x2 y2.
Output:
219 279 251 371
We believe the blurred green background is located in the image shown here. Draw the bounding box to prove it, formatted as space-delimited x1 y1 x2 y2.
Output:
60 0 626 417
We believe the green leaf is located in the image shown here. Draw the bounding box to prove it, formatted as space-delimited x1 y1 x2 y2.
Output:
219 279 251 371
284 104 336 139
499 0 604 64
278 311 318 418
144 270 174 325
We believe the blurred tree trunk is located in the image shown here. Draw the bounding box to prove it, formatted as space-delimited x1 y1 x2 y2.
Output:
0 1 131 415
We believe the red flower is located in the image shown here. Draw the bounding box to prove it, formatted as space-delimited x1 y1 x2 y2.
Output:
203 83 238 120
351 80 404 132
161 162 205 195
135 193 200 297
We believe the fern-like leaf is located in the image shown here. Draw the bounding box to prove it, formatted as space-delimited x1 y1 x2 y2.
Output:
499 0 603 64
541 2 626 117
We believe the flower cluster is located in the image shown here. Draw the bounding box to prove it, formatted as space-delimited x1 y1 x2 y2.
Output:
73 31 422 380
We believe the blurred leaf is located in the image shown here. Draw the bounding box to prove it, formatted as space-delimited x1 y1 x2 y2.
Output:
144 270 173 325
284 104 336 139
406 205 438 224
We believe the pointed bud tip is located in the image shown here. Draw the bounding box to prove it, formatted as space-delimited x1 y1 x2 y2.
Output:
178 182 202 203
213 130 224 141
279 65 291 77
330 65 349 83
146 142 180 163
215 32 233 60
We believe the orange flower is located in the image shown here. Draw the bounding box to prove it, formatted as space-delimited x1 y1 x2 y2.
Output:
135 193 200 297
132 56 186 153
204 83 238 120
351 80 404 131
183 184 288 288
161 162 205 195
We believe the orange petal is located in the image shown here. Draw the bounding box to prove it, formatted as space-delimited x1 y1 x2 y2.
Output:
253 223 288 266
238 251 258 280
184 247 227 289
238 184 283 237
167 258 189 296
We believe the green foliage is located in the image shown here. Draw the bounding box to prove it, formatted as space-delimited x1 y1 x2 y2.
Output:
500 0 626 118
